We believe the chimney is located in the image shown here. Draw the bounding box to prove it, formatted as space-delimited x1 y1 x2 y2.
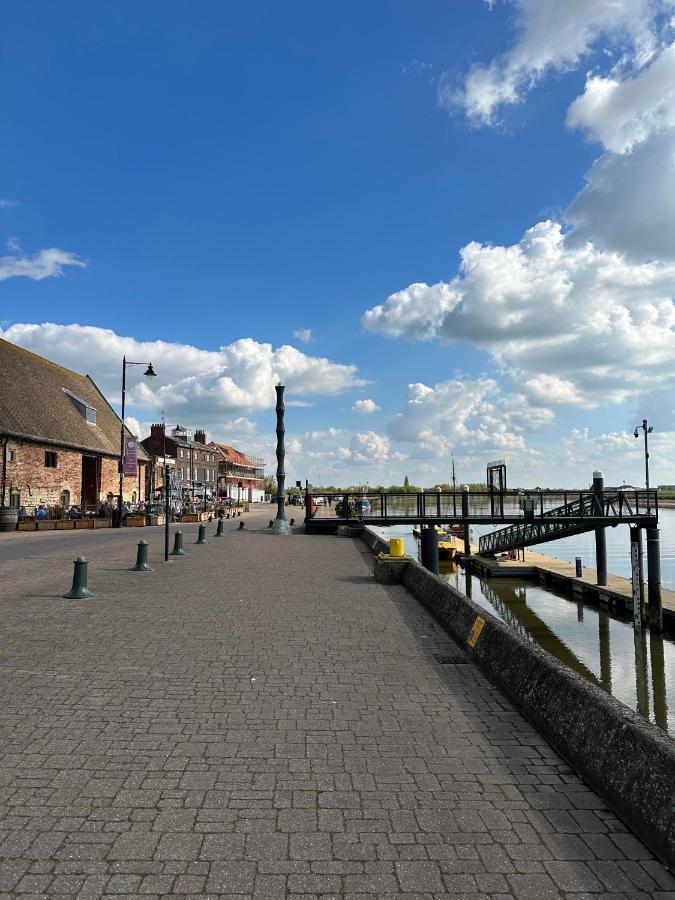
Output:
150 423 165 440
195 429 206 445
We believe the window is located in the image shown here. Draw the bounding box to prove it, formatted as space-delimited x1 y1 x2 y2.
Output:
7 449 15 462
45 451 58 468
63 388 96 425
180 449 184 458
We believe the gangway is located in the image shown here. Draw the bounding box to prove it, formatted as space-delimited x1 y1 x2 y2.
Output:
478 488 653 555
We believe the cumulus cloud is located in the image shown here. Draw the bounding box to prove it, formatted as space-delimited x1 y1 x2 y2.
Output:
388 378 551 459
0 248 86 282
363 220 675 406
567 44 675 153
352 398 380 414
0 324 365 423
445 0 669 125
293 328 313 343
220 417 257 435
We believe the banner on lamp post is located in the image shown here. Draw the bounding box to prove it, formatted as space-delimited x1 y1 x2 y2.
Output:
123 436 138 478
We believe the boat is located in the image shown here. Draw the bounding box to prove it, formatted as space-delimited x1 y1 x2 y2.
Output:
412 525 464 560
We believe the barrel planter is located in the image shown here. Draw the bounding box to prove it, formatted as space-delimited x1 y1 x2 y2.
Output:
0 507 18 532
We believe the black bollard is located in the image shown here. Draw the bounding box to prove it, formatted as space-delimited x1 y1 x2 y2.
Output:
64 556 93 599
196 524 207 545
290 518 295 526
239 520 245 530
170 531 186 556
130 541 153 572
647 527 663 631
268 519 273 528
215 519 225 537
420 526 439 575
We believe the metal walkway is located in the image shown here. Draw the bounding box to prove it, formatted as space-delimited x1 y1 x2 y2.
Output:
478 488 656 555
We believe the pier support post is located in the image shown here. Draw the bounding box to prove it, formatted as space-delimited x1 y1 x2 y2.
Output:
420 526 439 576
630 526 645 628
592 471 607 587
461 484 471 557
646 527 663 632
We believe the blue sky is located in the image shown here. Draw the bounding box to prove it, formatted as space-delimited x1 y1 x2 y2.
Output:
2 1 675 487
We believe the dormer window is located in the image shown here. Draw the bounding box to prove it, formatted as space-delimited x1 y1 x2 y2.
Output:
63 388 97 425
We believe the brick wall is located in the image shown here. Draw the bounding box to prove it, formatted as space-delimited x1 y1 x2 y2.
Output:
4 440 83 508
4 440 145 510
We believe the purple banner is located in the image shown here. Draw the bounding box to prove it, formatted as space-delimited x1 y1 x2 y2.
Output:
123 436 138 478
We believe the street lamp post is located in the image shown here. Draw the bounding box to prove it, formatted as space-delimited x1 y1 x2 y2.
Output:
634 418 654 508
116 357 157 528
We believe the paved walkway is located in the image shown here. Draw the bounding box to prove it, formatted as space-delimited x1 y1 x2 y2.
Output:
0 508 673 899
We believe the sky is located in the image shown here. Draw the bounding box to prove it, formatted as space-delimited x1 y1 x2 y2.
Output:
2 0 675 488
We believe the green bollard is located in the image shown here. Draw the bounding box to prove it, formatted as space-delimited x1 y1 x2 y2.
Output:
215 519 225 537
170 530 186 556
130 540 153 571
239 520 245 529
196 524 207 545
64 557 93 599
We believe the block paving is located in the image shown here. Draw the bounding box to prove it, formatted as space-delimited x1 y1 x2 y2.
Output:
0 509 673 898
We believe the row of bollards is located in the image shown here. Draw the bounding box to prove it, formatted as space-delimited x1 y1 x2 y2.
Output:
63 518 240 599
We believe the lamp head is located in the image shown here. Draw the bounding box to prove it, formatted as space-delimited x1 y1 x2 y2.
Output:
648 425 653 433
634 428 639 438
144 363 157 380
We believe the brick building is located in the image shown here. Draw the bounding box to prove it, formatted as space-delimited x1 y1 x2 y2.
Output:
209 441 265 502
141 425 217 499
0 338 148 513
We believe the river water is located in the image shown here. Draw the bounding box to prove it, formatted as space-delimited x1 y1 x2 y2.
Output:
375 511 675 737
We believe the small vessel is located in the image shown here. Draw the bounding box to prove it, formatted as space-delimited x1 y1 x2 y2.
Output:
412 525 464 560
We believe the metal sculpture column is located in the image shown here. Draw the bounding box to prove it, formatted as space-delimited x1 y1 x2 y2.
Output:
272 384 292 535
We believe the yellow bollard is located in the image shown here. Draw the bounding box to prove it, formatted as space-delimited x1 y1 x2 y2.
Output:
389 537 405 558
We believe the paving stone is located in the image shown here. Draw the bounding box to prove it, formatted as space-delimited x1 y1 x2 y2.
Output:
0 513 670 900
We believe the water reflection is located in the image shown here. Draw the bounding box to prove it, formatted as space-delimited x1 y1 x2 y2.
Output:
376 525 675 736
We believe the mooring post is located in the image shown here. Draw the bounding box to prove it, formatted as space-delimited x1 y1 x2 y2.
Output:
629 526 644 629
646 527 663 632
272 383 292 535
420 526 439 575
592 470 607 587
461 484 470 557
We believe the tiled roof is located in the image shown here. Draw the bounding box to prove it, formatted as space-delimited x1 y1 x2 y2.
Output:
209 441 259 469
0 338 148 460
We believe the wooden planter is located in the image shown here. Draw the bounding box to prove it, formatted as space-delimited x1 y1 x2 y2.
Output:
181 513 199 523
126 515 146 527
147 515 165 526
74 518 94 529
36 520 56 530
18 521 37 531
55 520 74 530
94 518 112 528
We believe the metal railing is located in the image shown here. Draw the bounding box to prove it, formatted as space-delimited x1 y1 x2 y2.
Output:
305 489 658 528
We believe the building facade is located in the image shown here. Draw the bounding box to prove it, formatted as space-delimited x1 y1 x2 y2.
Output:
0 338 148 513
141 425 217 499
209 442 265 502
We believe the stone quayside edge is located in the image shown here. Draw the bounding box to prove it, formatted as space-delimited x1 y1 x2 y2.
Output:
360 527 675 869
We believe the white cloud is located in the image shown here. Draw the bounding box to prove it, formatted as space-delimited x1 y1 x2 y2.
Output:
388 378 551 460
342 431 391 464
567 44 675 153
363 220 675 406
293 328 313 343
0 199 20 209
124 416 142 438
0 324 365 424
220 417 257 435
445 0 669 125
352 398 380 414
0 248 86 282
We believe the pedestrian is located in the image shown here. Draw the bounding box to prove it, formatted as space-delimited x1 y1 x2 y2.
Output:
36 504 47 520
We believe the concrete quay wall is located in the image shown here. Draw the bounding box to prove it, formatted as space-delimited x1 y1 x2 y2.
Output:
360 527 675 869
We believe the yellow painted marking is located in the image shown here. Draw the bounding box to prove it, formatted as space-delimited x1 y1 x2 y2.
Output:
467 616 486 648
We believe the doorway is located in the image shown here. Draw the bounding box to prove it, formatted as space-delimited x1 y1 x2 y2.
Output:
81 456 100 508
